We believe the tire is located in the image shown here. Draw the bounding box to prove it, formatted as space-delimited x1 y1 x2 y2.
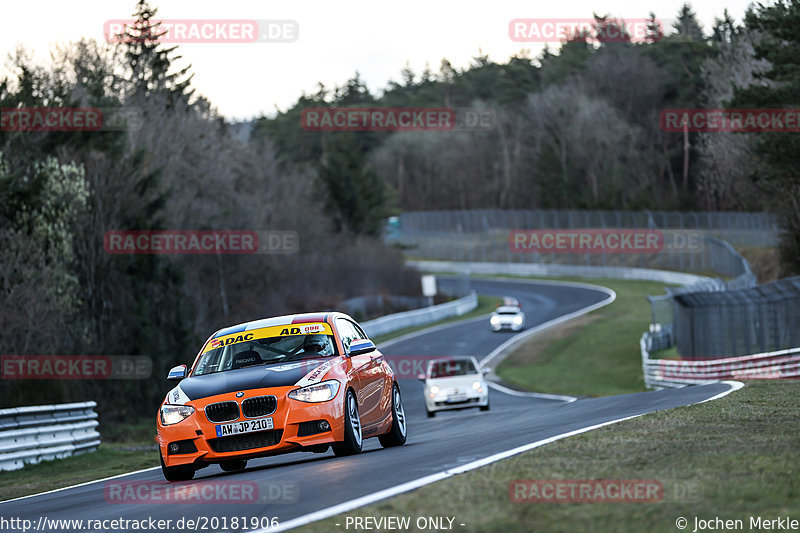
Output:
379 384 407 448
219 459 247 472
426 408 436 418
332 389 363 457
480 397 490 412
160 454 195 482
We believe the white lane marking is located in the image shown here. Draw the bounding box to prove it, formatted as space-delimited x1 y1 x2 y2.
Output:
263 381 743 533
486 381 578 403
698 380 745 403
479 280 616 372
0 466 160 504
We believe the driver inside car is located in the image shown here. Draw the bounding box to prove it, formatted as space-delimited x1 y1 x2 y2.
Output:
301 334 334 356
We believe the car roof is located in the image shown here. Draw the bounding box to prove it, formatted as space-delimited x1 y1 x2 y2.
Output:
428 355 479 364
210 312 355 339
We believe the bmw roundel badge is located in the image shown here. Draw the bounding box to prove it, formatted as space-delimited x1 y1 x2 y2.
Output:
236 392 244 398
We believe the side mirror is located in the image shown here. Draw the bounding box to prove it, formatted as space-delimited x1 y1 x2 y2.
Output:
417 373 427 382
348 339 376 357
481 367 490 375
167 364 188 381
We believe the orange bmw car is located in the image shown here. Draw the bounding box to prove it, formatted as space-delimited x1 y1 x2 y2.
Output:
157 312 407 481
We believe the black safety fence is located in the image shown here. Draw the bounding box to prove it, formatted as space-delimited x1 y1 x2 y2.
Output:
672 277 800 359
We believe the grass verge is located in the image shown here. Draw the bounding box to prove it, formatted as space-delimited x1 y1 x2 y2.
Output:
495 277 671 397
303 380 800 533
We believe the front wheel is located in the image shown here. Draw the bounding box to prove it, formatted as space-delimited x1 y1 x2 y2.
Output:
332 389 363 456
160 454 195 482
379 384 407 448
480 396 491 411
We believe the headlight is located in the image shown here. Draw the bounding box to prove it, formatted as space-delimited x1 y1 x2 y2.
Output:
288 380 340 403
512 315 523 324
430 385 440 395
160 404 195 426
490 315 500 324
472 381 482 391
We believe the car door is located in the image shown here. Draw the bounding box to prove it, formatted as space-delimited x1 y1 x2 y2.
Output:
352 320 391 426
337 318 383 428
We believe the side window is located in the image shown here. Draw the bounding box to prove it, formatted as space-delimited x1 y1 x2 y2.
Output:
336 319 358 352
349 320 368 341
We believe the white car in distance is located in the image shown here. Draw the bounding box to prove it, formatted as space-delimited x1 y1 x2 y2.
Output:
419 356 490 417
490 304 526 332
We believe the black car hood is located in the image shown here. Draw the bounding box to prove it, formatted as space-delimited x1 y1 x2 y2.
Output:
178 359 329 400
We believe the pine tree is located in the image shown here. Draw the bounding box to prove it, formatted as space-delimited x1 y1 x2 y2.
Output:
120 0 194 106
673 4 706 41
730 0 800 275
317 133 389 237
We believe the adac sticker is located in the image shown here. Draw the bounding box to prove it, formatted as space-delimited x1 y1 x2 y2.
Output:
203 322 332 354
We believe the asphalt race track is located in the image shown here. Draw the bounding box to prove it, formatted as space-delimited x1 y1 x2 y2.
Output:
0 278 741 532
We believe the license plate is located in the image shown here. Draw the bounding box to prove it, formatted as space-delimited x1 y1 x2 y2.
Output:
446 396 467 403
215 417 273 437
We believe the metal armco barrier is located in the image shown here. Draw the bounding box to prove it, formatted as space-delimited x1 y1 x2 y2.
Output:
361 291 478 338
407 260 712 286
641 332 800 389
0 401 101 471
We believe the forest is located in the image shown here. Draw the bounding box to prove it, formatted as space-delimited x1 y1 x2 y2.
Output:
1 0 797 414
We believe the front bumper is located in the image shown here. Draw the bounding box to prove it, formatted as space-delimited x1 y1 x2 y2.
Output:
491 321 524 331
425 387 489 413
157 386 345 468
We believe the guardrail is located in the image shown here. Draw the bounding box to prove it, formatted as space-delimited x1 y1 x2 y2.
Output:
361 291 478 338
407 260 713 286
0 401 101 471
641 332 800 389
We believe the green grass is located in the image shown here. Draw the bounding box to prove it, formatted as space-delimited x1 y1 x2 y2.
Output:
495 277 672 397
372 295 502 345
652 345 681 360
0 435 159 501
302 380 800 533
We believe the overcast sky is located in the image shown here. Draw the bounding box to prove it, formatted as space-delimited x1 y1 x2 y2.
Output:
1 0 755 120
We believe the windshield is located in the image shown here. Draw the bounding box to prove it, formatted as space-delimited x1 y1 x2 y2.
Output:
429 359 478 378
193 333 337 376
